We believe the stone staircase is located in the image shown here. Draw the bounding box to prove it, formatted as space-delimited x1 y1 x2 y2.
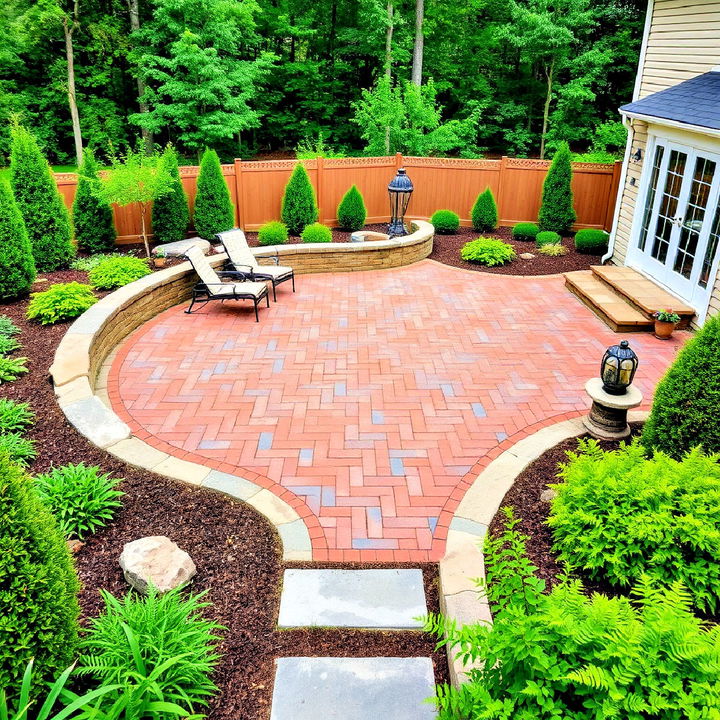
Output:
564 265 695 332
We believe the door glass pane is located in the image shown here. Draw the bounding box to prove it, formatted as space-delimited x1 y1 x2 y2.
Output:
651 150 686 263
699 202 720 289
638 145 665 252
673 156 716 279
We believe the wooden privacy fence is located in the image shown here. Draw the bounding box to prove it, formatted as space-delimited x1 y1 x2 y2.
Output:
53 154 622 244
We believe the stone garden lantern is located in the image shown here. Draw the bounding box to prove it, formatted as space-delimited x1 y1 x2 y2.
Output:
387 168 414 238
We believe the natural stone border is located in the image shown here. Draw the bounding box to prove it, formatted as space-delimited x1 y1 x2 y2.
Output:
437 409 649 687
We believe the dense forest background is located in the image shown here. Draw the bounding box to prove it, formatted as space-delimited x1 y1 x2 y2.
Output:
0 0 645 165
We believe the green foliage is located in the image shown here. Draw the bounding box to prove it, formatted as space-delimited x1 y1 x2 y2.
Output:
642 314 720 458
71 253 132 272
572 151 619 164
0 316 20 337
537 243 568 256
0 400 33 434
193 149 235 241
0 432 36 467
539 143 576 233
655 308 681 324
535 230 561 247
9 125 74 272
512 222 539 241
26 283 97 325
281 164 318 235
73 150 116 254
336 185 366 231
471 189 498 232
0 357 28 384
0 335 20 355
460 238 516 266
0 454 80 699
296 133 346 159
424 509 720 719
88 256 151 291
301 222 332 243
257 221 288 246
430 209 460 234
574 228 609 254
0 181 35 299
152 147 189 245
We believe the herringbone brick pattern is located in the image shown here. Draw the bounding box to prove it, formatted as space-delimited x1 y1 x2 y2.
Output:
109 261 684 562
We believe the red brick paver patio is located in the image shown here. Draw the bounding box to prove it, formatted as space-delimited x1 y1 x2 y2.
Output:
109 260 684 562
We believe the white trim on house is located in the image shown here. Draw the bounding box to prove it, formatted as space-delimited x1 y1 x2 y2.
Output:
620 110 720 141
633 0 655 101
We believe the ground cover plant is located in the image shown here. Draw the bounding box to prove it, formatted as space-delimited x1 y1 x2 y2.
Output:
512 222 539 241
431 209 460 234
337 185 366 231
88 256 151 290
537 243 568 256
574 228 609 254
0 432 36 466
281 164 318 235
26 283 97 325
460 237 516 266
0 315 27 384
0 181 35 299
471 189 498 232
73 149 116 254
258 221 288 246
301 222 332 243
0 399 33 433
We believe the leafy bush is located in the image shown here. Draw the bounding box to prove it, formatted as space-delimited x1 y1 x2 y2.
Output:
71 251 130 272
26 283 97 325
0 315 20 337
537 243 568 256
642 314 720 457
193 149 234 240
0 334 20 355
460 237 516 266
35 463 123 539
0 399 33 433
424 509 720 719
0 432 36 466
0 180 35 299
301 222 333 243
549 439 720 612
152 146 189 245
0 454 80 698
257 221 289 246
574 228 609 254
539 142 576 233
337 185 367 231
281 164 318 235
73 149 116 254
0 356 28 384
431 209 460 234
79 587 222 713
512 222 539 240
88 256 151 290
471 188 498 232
535 230 561 247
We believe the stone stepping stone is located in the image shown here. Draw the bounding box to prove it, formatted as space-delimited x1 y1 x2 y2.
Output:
278 569 427 629
152 237 211 257
270 657 436 720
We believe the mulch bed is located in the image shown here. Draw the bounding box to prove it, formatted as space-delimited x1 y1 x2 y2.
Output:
0 269 449 719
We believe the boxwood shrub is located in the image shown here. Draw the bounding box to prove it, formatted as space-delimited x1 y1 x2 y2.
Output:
26 282 97 325
574 228 609 254
88 256 151 290
257 221 289 246
471 188 498 232
512 222 539 241
460 237 516 266
301 222 332 243
430 209 460 234
535 230 561 247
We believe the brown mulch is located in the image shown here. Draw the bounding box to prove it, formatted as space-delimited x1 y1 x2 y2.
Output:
245 223 391 247
0 269 449 720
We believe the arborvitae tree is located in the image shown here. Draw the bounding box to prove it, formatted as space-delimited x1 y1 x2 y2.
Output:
193 149 235 240
471 187 498 232
9 125 75 271
538 142 576 234
337 185 367 231
152 146 189 245
73 149 116 254
0 181 35 299
642 315 720 458
0 454 80 699
281 164 318 235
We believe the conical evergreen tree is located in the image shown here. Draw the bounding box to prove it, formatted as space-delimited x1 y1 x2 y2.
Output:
538 142 576 233
471 187 498 232
9 124 74 271
337 185 367 231
193 149 235 240
152 146 189 245
73 149 116 254
0 181 35 299
281 163 318 235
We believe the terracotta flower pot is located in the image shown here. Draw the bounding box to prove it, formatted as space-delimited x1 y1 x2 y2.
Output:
154 257 166 269
654 319 676 339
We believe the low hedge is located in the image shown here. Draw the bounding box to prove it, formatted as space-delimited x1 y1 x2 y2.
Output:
574 228 609 254
430 209 460 234
536 230 561 247
257 221 288 246
512 222 539 241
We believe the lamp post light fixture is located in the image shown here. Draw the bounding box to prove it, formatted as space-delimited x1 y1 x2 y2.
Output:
387 168 414 238
600 340 639 395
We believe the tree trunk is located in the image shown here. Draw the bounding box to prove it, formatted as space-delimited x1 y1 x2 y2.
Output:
63 11 83 167
139 202 150 257
384 1 394 154
410 0 424 86
539 59 554 160
127 0 154 153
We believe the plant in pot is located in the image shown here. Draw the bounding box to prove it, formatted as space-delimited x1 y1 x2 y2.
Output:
653 308 681 339
154 248 167 268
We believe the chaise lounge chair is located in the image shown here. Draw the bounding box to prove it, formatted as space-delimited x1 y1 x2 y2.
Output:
216 228 295 301
183 245 270 321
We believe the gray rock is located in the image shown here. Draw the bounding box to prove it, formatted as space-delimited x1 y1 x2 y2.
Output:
350 232 365 243
519 252 535 260
540 488 557 503
152 238 211 258
119 536 196 593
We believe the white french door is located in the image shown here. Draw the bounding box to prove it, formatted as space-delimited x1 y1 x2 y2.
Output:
629 136 720 320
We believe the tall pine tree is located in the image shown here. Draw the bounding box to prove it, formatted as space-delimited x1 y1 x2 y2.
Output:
193 149 235 240
73 149 116 254
152 146 189 244
0 181 35 298
281 164 318 235
538 142 576 233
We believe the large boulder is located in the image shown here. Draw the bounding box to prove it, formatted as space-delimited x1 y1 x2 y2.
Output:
119 536 196 593
152 237 211 258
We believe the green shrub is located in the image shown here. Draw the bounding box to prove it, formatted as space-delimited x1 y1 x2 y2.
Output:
549 439 720 613
0 356 28 384
430 209 460 234
539 142 576 233
460 237 516 266
0 181 35 300
537 243 568 256
424 509 720 719
79 587 222 713
337 185 367 231
34 463 123 540
535 230 561 247
72 149 116 254
26 283 97 325
88 256 151 290
0 315 20 337
511 222 539 240
258 221 289 246
642 314 720 457
471 188 498 232
0 432 36 466
574 228 609 254
193 149 234 240
0 399 33 433
301 222 333 243
281 164 318 235
152 146 189 245
0 454 80 699
9 124 74 271
71 251 130 272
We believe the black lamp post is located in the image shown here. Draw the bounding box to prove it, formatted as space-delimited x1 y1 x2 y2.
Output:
600 340 639 395
387 168 414 238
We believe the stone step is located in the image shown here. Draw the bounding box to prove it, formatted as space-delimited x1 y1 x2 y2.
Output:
278 569 427 629
270 657 437 720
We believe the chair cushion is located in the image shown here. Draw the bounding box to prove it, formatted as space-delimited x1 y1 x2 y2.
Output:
253 265 293 280
208 281 268 299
